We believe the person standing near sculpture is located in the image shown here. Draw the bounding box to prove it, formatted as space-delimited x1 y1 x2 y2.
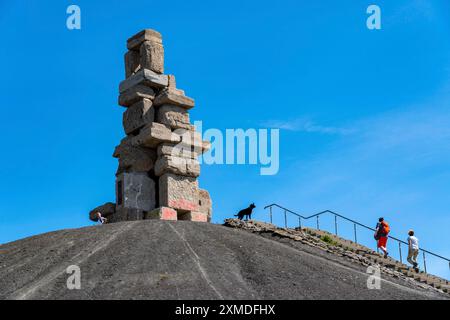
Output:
97 212 108 225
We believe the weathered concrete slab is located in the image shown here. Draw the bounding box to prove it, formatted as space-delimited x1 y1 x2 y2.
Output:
201 140 212 154
154 155 187 177
89 202 115 221
176 128 201 147
110 208 145 223
159 173 199 212
132 122 180 148
140 41 164 74
145 207 177 221
178 211 208 222
175 129 212 156
186 158 201 177
153 88 195 109
106 209 128 223
154 155 200 177
119 69 168 93
127 29 162 50
156 104 191 130
157 142 197 159
157 140 210 161
123 98 154 135
198 189 212 222
118 85 155 107
167 75 185 95
113 137 156 174
116 172 156 212
124 50 140 78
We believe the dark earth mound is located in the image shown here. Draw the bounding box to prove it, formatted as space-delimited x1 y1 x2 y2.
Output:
0 220 447 300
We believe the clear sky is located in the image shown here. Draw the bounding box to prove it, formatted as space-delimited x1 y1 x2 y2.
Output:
1 1 449 278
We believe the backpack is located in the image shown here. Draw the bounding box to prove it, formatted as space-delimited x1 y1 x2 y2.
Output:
380 221 390 235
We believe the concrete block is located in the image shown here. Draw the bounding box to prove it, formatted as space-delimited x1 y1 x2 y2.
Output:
154 155 200 177
163 130 211 160
116 172 156 212
89 202 115 221
123 98 154 135
201 140 212 154
124 50 141 78
145 207 177 221
113 137 156 174
108 208 145 223
132 122 181 148
127 29 162 51
157 142 197 159
186 158 201 177
168 75 176 90
140 41 164 74
167 75 185 95
175 129 207 156
198 189 212 222
119 69 168 93
157 139 210 159
107 209 128 223
154 155 186 177
159 173 199 212
156 104 191 130
116 208 145 221
153 88 195 109
118 85 155 107
178 211 208 222
123 208 145 221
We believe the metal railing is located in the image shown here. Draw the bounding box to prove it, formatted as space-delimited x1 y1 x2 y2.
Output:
264 203 450 276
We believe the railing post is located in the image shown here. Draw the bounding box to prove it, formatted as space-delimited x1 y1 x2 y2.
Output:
316 216 320 230
269 206 272 224
398 242 402 263
284 210 287 228
423 251 427 273
298 217 302 229
353 224 357 243
334 215 338 236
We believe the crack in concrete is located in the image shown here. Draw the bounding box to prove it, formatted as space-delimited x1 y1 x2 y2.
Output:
10 222 139 300
168 223 224 300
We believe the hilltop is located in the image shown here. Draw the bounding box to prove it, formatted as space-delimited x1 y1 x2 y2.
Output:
0 220 447 300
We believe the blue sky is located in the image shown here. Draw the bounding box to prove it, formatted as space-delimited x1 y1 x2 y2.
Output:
0 1 449 277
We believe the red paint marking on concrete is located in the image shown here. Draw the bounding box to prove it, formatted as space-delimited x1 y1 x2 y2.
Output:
190 212 208 222
161 207 178 221
169 199 198 211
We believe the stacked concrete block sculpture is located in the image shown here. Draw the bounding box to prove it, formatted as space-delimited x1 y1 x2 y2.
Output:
90 29 212 224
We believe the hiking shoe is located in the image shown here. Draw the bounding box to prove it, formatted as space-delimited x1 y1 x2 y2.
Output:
384 252 389 259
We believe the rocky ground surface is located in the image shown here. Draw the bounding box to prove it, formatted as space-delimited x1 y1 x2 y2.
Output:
0 219 448 300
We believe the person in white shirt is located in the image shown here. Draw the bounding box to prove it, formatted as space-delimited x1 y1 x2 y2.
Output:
97 212 107 225
407 230 419 268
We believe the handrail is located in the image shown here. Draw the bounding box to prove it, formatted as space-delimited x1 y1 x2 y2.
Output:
264 203 450 273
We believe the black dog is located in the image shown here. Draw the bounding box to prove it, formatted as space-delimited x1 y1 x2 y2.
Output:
235 203 256 220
